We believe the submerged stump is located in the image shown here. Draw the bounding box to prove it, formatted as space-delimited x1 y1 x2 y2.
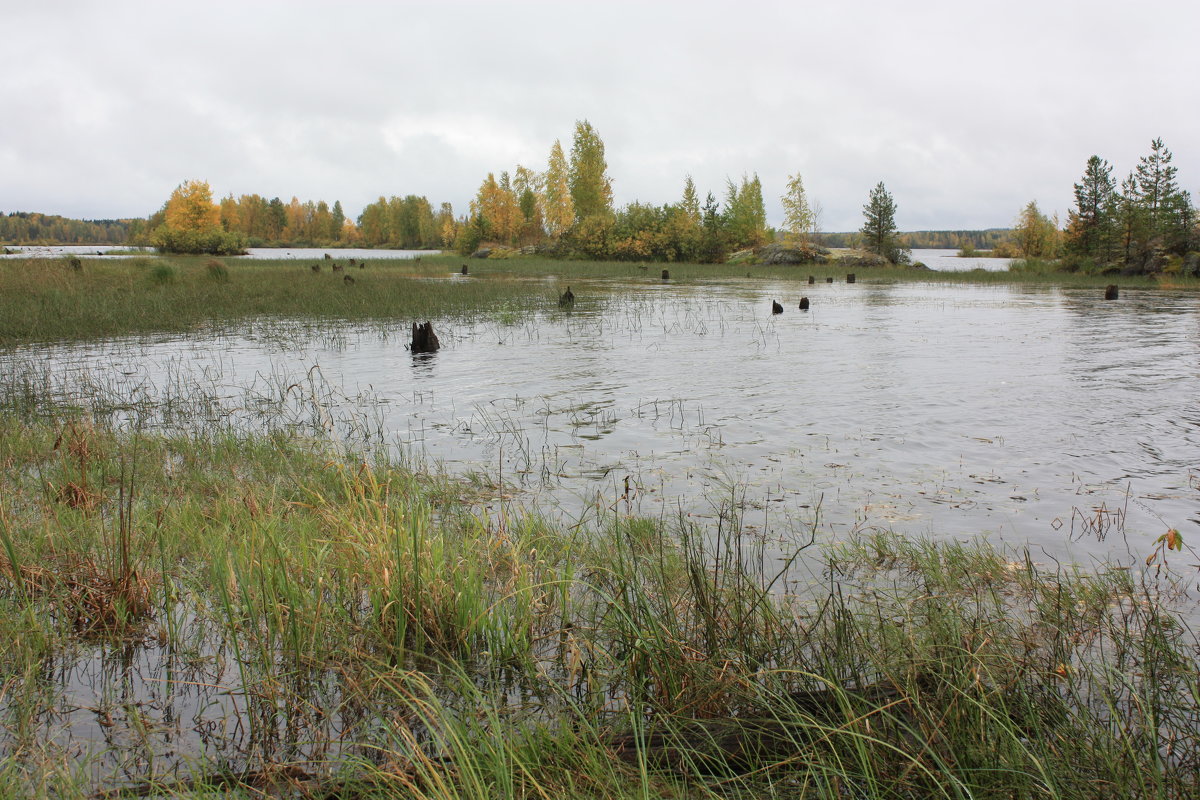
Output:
410 322 440 353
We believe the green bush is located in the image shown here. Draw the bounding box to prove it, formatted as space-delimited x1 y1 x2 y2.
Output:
151 226 248 255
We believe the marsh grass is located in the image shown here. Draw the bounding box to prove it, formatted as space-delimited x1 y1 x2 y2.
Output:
5 253 1194 345
1 411 1197 798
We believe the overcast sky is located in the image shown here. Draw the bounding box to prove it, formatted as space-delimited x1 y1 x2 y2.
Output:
3 0 1197 232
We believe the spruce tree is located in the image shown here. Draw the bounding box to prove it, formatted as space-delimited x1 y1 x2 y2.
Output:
1066 156 1116 263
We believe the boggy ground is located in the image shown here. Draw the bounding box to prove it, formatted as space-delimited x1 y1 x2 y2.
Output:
1 411 1198 799
3 252 1193 345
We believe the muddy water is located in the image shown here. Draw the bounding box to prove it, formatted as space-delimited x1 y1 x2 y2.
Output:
7 279 1198 564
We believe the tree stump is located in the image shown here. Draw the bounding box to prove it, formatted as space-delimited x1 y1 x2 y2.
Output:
1104 284 1119 300
411 322 440 353
799 297 809 310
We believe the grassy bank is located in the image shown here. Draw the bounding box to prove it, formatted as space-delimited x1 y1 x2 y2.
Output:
3 253 1194 345
1 413 1197 798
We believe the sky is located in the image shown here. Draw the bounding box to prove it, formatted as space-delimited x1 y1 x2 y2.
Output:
2 0 1197 232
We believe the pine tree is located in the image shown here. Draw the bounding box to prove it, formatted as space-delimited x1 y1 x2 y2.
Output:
1133 138 1179 235
860 182 906 263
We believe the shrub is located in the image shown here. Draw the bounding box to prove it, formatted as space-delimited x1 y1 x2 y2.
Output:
151 226 248 255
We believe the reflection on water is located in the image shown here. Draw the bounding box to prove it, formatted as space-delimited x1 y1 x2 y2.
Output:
6 280 1197 566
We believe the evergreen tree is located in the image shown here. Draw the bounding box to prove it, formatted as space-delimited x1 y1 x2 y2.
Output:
860 182 906 263
1133 138 1179 238
1065 156 1116 263
331 201 345 241
698 192 728 263
568 120 613 220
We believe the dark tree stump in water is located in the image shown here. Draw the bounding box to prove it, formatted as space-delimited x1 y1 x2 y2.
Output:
846 273 856 283
411 322 440 353
808 275 815 284
771 300 783 314
799 297 809 310
1105 284 1119 300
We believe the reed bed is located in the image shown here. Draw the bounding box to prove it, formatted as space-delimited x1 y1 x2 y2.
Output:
1 410 1197 798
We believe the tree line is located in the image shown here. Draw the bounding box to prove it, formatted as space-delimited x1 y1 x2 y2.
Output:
0 212 135 245
10 129 1194 270
450 119 912 263
1006 138 1197 273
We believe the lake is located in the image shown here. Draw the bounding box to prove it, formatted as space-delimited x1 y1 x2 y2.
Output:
6 277 1196 567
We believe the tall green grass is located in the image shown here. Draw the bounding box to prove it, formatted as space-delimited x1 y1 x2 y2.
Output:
1 413 1197 797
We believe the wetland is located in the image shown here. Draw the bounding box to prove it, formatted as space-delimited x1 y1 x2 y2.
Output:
1 253 1199 798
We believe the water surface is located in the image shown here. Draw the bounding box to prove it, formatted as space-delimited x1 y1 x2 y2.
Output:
7 278 1197 566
